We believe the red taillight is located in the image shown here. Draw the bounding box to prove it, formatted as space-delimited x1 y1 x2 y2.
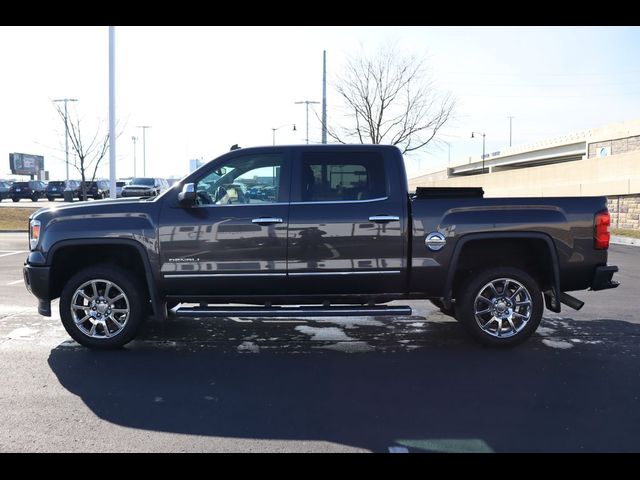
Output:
595 210 610 250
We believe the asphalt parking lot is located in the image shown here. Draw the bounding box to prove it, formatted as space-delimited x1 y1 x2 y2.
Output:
0 231 639 452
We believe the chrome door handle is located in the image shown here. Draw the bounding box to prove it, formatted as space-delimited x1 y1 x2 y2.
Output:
369 215 400 222
252 217 283 224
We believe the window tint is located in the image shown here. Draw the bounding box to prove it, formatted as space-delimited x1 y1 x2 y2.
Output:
300 152 386 202
195 154 284 206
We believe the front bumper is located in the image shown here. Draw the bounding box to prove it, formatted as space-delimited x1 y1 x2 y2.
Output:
122 190 154 197
590 265 619 291
23 263 52 316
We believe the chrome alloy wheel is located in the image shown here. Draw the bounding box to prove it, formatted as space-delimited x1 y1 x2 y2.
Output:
70 279 130 339
473 277 532 338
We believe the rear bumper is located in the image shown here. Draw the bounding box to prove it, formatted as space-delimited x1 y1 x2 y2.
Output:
590 265 619 291
23 264 52 316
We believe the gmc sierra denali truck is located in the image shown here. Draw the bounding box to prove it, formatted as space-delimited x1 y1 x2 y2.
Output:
23 145 619 349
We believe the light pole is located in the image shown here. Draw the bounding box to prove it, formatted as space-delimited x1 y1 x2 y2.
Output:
108 26 116 199
295 100 320 144
131 136 138 177
271 124 296 145
137 126 151 176
508 116 514 147
53 98 78 182
442 140 452 167
471 131 486 174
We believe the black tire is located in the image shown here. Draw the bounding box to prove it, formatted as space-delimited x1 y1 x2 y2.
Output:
12 197 19 202
59 264 146 349
31 195 38 202
429 299 456 318
455 267 543 347
47 196 54 202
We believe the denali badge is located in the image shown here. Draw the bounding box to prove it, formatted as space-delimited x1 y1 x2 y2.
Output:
425 232 446 251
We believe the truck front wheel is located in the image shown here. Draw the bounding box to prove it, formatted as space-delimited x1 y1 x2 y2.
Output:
456 267 543 347
59 265 146 349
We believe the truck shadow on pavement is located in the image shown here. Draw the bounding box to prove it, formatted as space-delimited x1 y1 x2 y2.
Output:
47 316 640 452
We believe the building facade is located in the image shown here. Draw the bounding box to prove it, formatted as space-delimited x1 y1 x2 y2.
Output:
409 119 640 230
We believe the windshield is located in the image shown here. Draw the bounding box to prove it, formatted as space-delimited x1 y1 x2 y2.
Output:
49 181 64 186
130 178 154 186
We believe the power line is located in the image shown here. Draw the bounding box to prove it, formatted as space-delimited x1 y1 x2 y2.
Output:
441 69 640 77
445 78 640 88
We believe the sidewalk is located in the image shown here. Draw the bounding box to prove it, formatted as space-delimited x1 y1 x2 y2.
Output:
611 235 640 247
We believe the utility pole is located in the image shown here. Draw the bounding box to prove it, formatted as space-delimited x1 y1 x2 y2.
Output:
322 50 327 144
295 100 320 144
53 98 78 182
508 116 514 147
471 131 487 174
137 125 151 176
108 26 116 199
132 136 138 177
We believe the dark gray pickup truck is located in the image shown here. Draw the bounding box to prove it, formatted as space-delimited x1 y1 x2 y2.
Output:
23 145 618 349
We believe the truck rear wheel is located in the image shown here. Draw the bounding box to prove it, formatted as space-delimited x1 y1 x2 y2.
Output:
456 267 543 347
59 265 146 349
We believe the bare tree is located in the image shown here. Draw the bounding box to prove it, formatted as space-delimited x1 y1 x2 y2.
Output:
328 45 455 154
54 104 109 201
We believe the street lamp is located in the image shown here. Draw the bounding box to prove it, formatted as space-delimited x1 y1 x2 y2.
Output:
295 100 320 144
471 131 486 174
131 136 138 177
271 123 296 145
136 126 151 176
53 98 78 182
442 140 452 167
507 116 514 147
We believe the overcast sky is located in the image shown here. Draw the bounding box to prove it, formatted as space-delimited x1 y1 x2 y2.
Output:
1 26 639 181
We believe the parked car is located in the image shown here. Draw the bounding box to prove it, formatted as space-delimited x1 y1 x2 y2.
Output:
80 180 110 200
23 145 619 350
10 181 46 202
120 177 167 197
115 181 128 198
46 180 81 201
0 181 11 201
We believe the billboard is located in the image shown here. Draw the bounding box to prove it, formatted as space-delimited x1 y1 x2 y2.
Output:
9 153 45 176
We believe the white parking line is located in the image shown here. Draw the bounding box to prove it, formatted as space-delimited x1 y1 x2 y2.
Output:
388 446 409 453
0 251 27 258
7 279 23 285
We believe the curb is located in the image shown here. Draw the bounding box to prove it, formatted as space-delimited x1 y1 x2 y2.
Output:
0 230 27 233
611 235 640 247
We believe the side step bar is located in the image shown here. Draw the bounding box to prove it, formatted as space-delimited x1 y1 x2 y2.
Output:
174 305 412 318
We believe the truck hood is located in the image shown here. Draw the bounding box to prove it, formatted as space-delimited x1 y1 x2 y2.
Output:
31 197 157 221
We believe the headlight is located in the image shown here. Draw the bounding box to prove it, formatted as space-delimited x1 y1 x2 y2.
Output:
29 219 41 250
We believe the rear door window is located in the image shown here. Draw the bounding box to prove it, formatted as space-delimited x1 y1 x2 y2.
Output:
298 151 387 202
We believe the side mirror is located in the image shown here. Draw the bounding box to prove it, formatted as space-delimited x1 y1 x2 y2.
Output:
178 183 196 204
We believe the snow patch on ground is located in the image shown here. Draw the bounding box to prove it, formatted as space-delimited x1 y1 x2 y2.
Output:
536 326 557 336
237 341 260 353
295 325 353 342
5 327 38 339
542 338 574 349
322 317 384 328
408 322 425 327
318 341 374 353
